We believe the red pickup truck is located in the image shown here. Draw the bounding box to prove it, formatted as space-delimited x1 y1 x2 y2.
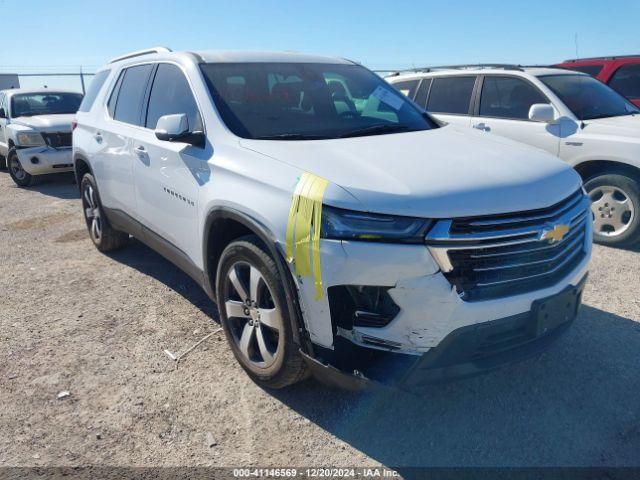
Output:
556 55 640 107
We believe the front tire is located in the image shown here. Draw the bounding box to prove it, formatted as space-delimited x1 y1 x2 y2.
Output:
585 172 640 247
81 173 129 252
8 148 38 187
0 154 6 170
216 236 307 388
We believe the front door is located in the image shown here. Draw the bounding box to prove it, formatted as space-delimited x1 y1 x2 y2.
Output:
470 75 561 156
132 63 206 267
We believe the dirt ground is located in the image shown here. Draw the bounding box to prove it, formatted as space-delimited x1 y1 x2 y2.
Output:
1 172 639 469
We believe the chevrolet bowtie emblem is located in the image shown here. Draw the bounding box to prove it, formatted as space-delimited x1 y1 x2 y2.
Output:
540 224 570 243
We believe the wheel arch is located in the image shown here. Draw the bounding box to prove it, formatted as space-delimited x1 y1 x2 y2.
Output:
573 159 640 183
203 207 311 352
73 154 93 190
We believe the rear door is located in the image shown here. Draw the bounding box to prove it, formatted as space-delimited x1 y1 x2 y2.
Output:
423 75 476 128
96 64 154 217
470 75 561 156
132 63 206 265
607 63 640 107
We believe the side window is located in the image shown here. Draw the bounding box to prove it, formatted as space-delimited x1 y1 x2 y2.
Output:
0 93 5 114
414 78 432 108
392 80 420 99
112 64 153 125
479 76 547 120
78 70 110 112
146 64 202 131
563 64 604 76
609 64 640 99
427 76 476 115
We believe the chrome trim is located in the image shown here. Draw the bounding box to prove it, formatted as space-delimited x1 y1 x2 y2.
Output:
425 194 591 297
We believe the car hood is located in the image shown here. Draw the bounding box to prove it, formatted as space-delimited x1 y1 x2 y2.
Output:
11 114 75 131
583 114 640 137
240 126 581 218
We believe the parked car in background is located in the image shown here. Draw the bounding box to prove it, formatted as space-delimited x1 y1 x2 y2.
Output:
73 48 591 390
0 88 83 186
556 55 640 107
388 66 640 247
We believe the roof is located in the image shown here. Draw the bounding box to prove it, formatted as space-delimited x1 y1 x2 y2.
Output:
193 50 355 65
0 88 83 96
562 54 640 62
108 47 355 66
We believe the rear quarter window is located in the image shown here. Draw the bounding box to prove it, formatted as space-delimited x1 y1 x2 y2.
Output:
391 79 420 99
78 70 110 112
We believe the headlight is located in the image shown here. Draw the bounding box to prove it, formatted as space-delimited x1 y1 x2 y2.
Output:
16 132 45 147
321 206 433 243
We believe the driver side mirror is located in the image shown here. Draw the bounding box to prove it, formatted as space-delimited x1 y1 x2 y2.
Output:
0 108 6 119
528 103 556 123
155 114 204 147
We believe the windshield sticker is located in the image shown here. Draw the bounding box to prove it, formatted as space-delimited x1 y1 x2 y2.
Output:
285 172 329 300
371 85 404 110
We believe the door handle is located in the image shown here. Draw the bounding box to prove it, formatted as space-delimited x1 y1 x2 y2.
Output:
134 145 147 158
473 123 491 132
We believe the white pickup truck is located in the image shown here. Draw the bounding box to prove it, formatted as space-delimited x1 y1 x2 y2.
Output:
0 88 83 186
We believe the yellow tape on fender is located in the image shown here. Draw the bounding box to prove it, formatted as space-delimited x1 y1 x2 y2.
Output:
285 172 329 300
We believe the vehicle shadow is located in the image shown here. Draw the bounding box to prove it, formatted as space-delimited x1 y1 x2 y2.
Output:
106 237 219 320
271 305 640 471
25 173 79 199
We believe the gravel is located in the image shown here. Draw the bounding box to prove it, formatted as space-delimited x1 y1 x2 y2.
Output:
0 172 639 468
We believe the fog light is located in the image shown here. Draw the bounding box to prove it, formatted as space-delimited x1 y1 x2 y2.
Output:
30 157 39 164
328 285 400 329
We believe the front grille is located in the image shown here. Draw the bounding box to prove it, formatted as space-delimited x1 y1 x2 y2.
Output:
426 189 590 301
41 132 72 148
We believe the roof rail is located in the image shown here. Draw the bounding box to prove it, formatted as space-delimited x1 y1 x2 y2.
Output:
389 64 524 75
109 47 172 64
563 54 640 62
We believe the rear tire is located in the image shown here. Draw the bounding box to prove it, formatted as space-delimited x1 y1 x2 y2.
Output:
584 172 640 247
216 235 308 388
0 154 6 170
81 173 129 252
8 148 38 187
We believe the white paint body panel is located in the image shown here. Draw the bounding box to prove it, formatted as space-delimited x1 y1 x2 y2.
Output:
387 68 640 173
74 52 590 353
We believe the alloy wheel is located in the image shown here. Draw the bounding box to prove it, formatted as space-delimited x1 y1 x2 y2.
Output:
590 185 636 237
82 183 103 242
9 155 26 181
224 261 282 369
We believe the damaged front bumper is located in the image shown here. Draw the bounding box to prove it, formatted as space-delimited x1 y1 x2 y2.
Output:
303 273 587 391
16 146 73 175
293 235 590 391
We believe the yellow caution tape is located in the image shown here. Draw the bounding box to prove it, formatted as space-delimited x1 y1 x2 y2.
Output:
285 172 329 300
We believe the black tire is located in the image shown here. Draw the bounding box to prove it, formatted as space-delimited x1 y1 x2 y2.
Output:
80 173 129 252
584 172 640 247
8 148 39 187
216 235 308 388
0 154 6 170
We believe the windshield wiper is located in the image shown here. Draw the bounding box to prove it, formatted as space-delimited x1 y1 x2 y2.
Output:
339 124 411 138
254 133 330 140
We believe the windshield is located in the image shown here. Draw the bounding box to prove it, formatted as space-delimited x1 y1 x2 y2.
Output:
200 62 435 139
11 92 83 117
539 74 639 120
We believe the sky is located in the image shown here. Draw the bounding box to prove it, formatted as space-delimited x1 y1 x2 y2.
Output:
3 0 639 91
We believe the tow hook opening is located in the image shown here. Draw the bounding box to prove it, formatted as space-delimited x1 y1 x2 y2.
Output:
30 156 39 165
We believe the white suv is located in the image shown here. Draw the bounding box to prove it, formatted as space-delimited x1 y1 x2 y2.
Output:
0 88 83 186
387 65 640 247
73 48 591 390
